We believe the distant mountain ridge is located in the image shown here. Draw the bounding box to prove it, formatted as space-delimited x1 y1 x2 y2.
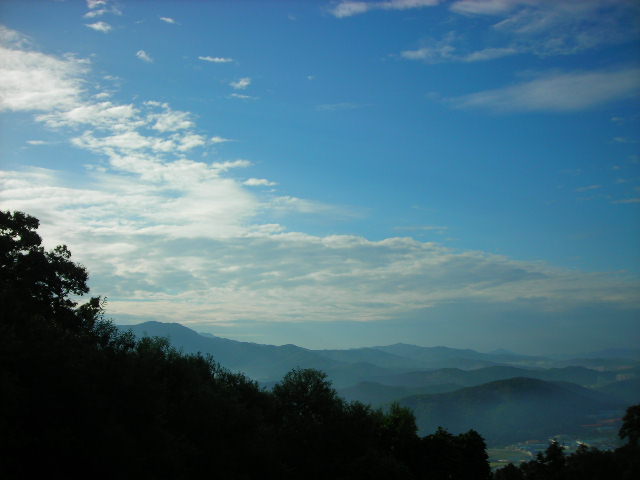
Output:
119 321 640 389
119 321 639 446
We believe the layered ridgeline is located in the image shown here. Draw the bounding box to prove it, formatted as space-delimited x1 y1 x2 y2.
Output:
121 321 640 388
121 321 639 446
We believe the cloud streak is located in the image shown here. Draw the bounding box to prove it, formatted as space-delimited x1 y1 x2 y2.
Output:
450 68 640 113
331 0 442 18
199 56 233 63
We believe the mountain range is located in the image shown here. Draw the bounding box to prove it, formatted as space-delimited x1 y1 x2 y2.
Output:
120 321 639 445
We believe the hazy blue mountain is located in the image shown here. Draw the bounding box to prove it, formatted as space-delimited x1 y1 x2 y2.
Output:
372 343 547 369
399 377 626 445
571 348 640 361
553 357 640 370
120 321 638 396
121 321 391 387
596 377 640 405
313 347 425 370
337 381 461 407
372 365 620 389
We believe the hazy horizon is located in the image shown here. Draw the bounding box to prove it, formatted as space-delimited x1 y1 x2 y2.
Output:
1 1 639 355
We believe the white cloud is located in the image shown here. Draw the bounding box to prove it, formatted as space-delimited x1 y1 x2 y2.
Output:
0 25 32 49
87 0 107 9
26 140 48 145
230 77 251 90
244 178 277 187
177 133 207 151
331 0 442 18
451 68 640 113
148 108 194 132
211 136 233 144
136 50 153 63
0 42 87 112
85 21 112 33
36 102 139 130
160 17 176 24
199 56 233 63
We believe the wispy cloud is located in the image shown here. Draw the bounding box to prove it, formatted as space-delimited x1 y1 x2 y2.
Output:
160 17 176 24
199 56 233 63
85 21 112 33
244 178 277 187
211 136 233 144
452 0 639 57
230 77 251 90
0 33 87 112
612 137 637 144
84 0 121 18
613 197 640 204
397 1 640 64
575 185 602 193
450 68 640 113
136 50 153 63
401 30 519 64
331 0 442 18
229 93 257 100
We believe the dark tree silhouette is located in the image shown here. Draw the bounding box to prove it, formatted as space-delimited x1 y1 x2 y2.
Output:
0 210 92 330
619 404 640 447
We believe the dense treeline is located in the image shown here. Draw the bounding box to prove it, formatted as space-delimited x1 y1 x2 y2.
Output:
0 210 638 479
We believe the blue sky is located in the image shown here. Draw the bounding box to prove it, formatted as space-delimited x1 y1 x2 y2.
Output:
1 0 639 354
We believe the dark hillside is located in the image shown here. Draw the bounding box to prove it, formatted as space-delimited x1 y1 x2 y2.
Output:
400 377 625 445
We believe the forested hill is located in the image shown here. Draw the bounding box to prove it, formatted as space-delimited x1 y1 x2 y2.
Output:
399 377 625 444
